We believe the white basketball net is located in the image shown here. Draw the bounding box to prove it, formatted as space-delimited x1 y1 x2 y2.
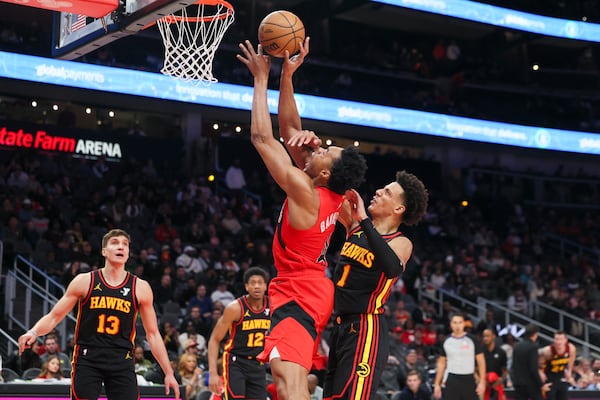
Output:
157 1 234 84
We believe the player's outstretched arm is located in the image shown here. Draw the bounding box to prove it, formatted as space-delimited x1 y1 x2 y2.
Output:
207 300 241 394
137 279 180 399
237 40 314 199
279 37 313 168
18 273 90 354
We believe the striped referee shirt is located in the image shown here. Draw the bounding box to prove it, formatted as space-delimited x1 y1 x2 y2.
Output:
440 333 483 375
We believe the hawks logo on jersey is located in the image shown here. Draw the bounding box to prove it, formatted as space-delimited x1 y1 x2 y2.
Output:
89 295 132 313
241 318 271 331
340 240 375 268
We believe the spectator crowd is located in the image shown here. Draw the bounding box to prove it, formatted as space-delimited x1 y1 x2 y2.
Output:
1 134 599 398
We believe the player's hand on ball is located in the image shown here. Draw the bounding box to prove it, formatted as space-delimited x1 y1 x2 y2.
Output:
282 37 310 77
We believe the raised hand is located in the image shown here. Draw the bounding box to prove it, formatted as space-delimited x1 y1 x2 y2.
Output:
345 189 368 222
282 36 310 78
236 40 271 81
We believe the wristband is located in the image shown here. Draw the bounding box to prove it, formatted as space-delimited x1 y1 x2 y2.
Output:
27 329 38 337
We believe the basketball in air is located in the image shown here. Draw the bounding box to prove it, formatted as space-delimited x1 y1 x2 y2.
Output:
258 10 305 58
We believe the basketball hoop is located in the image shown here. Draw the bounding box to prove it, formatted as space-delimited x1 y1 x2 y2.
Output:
156 0 234 84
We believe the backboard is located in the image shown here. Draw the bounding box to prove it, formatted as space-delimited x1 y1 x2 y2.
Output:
51 0 196 60
53 12 124 59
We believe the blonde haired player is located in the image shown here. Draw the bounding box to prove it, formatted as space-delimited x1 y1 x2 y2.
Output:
18 229 179 400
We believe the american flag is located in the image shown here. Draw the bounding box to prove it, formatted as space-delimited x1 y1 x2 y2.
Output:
71 14 87 32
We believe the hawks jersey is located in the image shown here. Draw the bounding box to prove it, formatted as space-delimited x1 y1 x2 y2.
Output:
272 187 343 275
545 344 571 382
333 225 403 315
223 295 270 359
75 270 138 351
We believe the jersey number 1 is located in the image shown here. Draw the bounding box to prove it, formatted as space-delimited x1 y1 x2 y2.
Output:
336 264 351 287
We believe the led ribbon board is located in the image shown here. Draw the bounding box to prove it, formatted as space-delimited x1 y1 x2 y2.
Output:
370 0 600 42
1 51 599 155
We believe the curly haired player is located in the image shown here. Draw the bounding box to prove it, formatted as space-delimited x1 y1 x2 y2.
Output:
323 171 429 399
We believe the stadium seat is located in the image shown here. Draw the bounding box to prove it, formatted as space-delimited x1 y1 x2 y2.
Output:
22 367 42 380
1 367 20 382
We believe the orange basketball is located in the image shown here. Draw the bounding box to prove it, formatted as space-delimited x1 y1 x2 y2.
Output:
258 10 305 58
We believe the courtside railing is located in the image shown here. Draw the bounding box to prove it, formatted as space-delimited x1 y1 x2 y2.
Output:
4 255 76 350
421 288 600 358
544 233 600 267
529 298 600 348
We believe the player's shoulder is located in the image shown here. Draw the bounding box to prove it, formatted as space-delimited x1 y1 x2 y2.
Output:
537 344 551 356
227 297 244 311
134 275 151 290
70 270 93 287
540 343 552 351
65 271 94 297
132 272 149 284
389 233 412 247
223 298 243 321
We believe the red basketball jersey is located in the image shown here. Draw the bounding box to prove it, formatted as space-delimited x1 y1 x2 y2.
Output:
272 187 343 275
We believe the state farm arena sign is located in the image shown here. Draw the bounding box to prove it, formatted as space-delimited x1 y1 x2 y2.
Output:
0 125 122 160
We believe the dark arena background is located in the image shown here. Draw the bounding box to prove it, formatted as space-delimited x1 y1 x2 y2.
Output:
1 0 600 398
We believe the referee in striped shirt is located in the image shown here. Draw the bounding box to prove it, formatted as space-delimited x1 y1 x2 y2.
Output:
433 312 486 400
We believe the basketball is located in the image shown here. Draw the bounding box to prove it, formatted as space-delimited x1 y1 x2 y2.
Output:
258 10 305 58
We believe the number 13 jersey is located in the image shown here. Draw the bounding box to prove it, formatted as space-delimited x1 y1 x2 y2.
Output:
75 270 138 351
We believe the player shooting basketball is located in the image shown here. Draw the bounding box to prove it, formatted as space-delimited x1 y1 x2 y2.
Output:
236 39 367 400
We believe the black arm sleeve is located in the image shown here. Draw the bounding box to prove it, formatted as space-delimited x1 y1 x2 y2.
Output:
328 221 348 256
359 218 404 277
